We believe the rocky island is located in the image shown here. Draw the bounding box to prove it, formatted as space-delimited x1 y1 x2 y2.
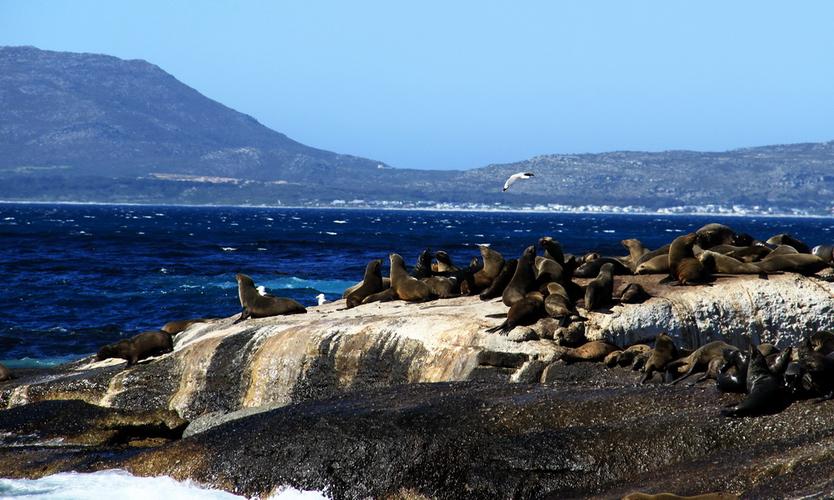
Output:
3 270 834 499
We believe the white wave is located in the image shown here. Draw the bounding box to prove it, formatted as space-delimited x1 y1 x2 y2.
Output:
221 247 238 252
601 229 615 233
325 232 337 236
332 220 347 224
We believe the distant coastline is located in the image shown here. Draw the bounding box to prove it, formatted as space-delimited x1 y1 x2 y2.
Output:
1 199 832 219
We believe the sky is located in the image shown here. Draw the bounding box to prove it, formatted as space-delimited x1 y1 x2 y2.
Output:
2 1 834 170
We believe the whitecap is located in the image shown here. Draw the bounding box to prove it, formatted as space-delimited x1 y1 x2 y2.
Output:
221 247 237 252
325 232 337 236
265 217 274 221
332 220 347 224
160 268 168 274
137 232 145 235
602 229 615 233
257 248 267 251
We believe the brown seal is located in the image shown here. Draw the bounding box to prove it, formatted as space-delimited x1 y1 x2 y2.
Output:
434 251 461 273
698 250 764 275
584 262 614 311
539 236 565 263
617 344 652 367
668 340 738 384
544 282 582 325
346 260 385 308
635 243 671 267
813 244 834 264
502 246 537 307
766 233 810 253
641 333 679 383
695 223 737 249
0 363 14 382
390 253 435 302
479 258 518 300
604 350 623 367
668 233 710 284
422 276 459 298
487 291 544 334
95 330 173 367
161 318 213 336
535 256 566 284
619 283 650 304
560 340 619 363
635 254 669 275
473 245 505 289
235 274 307 321
621 238 649 271
755 253 829 275
361 287 397 304
810 330 834 355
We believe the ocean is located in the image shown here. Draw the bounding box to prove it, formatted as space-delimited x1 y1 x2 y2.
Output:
2 202 833 367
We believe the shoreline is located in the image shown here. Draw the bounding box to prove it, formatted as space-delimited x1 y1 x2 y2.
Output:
1 199 833 219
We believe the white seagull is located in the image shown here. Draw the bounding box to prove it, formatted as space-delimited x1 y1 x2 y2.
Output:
316 293 327 306
502 172 534 191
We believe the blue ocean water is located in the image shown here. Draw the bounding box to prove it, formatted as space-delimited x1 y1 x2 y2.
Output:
2 203 833 366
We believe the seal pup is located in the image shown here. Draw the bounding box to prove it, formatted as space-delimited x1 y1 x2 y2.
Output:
235 273 307 321
755 253 829 275
0 363 14 382
361 287 397 304
635 254 670 275
584 263 614 311
641 333 679 383
619 283 650 304
766 233 811 254
486 291 544 334
502 246 537 307
96 331 173 367
725 245 772 263
346 260 385 308
722 346 790 417
668 233 710 285
716 349 748 393
390 253 435 302
161 318 212 336
560 341 619 363
473 245 505 290
479 259 517 300
668 340 737 384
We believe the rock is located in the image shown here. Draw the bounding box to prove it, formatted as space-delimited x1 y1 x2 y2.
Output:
553 320 587 346
183 404 282 438
507 326 538 342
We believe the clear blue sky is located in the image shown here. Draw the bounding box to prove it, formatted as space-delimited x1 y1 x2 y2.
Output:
2 1 833 170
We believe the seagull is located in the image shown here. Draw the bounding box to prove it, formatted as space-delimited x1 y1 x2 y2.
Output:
316 293 327 306
256 285 268 296
503 172 534 191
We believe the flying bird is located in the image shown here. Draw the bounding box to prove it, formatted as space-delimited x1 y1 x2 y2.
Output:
503 172 534 192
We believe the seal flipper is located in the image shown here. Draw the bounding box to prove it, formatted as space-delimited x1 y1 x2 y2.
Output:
233 309 251 324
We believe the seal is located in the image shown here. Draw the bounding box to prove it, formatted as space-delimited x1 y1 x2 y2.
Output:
641 333 680 383
346 259 385 308
361 287 397 304
487 291 544 334
0 363 14 382
716 349 748 393
236 273 307 321
535 256 566 285
634 254 670 275
389 253 435 302
813 244 834 264
766 233 811 254
539 236 565 264
422 276 458 298
479 259 517 300
473 245 505 290
544 282 582 325
604 350 623 367
722 345 791 417
668 233 710 285
695 223 737 249
763 244 799 258
584 262 614 311
160 318 212 336
410 249 434 279
619 283 650 304
559 340 619 363
96 330 173 367
810 330 834 355
502 246 537 307
754 253 829 275
621 239 649 271
668 340 737 384
725 245 772 262
698 250 765 275
796 339 834 400
616 344 652 367
434 251 461 273
573 257 631 278
635 243 671 267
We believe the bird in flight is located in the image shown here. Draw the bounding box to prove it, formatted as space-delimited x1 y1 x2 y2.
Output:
503 172 534 191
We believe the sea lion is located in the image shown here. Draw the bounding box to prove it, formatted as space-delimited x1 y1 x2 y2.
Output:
343 277 390 298
479 259 517 300
696 223 736 249
631 351 651 371
812 244 834 264
560 340 619 363
623 492 738 500
796 339 834 400
390 253 436 302
539 236 565 264
716 349 748 393
434 251 461 273
235 274 307 321
641 333 679 383
421 276 458 298
617 344 652 368
0 363 14 382
766 233 811 254
635 254 670 275
668 233 710 285
762 244 800 258
544 282 581 325
604 350 623 367
535 256 566 284
435 250 475 293
487 291 544 334
502 246 537 307
754 253 829 275
96 330 173 367
584 263 614 311
361 287 397 304
668 340 738 384
635 243 671 267
698 250 764 275
621 239 649 271
468 256 483 274
410 249 434 279
346 259 386 308
473 245 505 290
619 283 650 304
725 245 772 262
574 257 631 278
722 346 791 417
810 330 834 355
160 318 212 336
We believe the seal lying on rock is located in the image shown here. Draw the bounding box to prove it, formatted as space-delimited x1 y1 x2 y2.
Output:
668 341 737 384
619 283 650 304
96 331 173 367
235 273 307 321
0 363 14 382
559 341 618 363
161 318 212 336
487 292 544 334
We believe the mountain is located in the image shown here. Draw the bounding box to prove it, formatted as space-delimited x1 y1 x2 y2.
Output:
1 46 833 214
